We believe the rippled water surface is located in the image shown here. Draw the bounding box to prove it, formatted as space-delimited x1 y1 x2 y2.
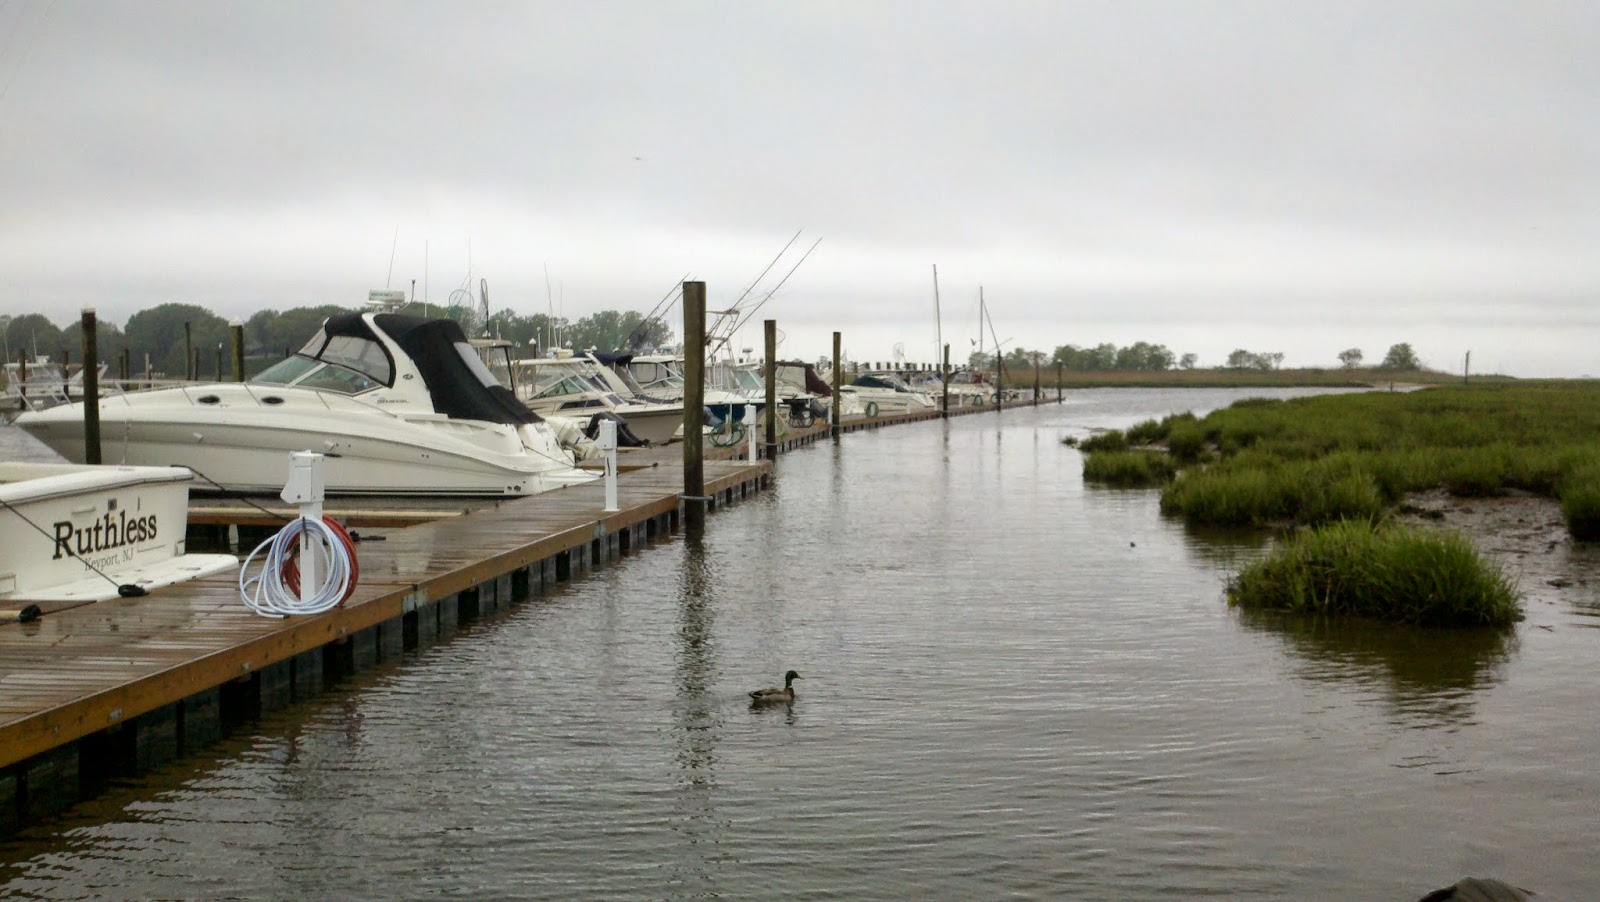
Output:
3 389 1597 899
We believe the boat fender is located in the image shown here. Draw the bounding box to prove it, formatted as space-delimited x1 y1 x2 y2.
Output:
118 584 148 598
0 604 41 623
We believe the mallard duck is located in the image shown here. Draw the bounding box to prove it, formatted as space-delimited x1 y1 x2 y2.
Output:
749 670 800 703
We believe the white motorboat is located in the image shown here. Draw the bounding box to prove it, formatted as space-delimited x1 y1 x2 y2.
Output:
13 312 598 497
507 353 684 446
0 462 237 602
2 357 108 419
837 371 937 416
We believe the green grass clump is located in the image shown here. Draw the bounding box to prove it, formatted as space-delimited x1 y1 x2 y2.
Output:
1165 419 1208 463
1124 418 1166 445
1559 465 1600 541
1078 430 1128 453
1227 520 1521 626
1082 450 1176 487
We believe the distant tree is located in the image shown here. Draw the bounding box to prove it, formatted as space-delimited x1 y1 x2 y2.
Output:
968 350 994 370
247 305 351 357
1256 352 1285 371
1338 348 1364 370
58 317 126 368
1226 349 1254 369
3 313 64 362
1381 342 1421 370
123 303 229 378
1179 353 1198 370
1002 347 1035 369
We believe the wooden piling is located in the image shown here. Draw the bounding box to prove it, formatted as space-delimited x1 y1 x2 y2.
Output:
831 331 842 438
230 321 245 382
184 321 193 381
1033 361 1041 405
682 281 706 532
80 308 101 466
764 319 777 459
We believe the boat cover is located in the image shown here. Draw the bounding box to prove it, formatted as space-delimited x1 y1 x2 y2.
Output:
368 314 543 427
777 360 833 397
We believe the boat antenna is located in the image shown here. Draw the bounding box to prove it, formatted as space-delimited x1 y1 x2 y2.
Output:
932 263 943 372
385 226 399 289
544 263 555 352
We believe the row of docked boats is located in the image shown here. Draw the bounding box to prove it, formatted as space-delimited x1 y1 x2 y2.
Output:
9 299 1002 500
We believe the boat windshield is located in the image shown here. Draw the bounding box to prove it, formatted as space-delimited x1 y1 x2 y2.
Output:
730 369 764 392
252 354 385 394
254 329 396 394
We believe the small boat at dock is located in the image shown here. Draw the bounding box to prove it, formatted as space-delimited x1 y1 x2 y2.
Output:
0 462 237 602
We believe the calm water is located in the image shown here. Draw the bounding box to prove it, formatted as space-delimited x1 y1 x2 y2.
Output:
3 389 1597 899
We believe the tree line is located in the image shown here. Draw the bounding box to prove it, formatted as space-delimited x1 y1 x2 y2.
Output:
1 303 675 378
971 341 1426 372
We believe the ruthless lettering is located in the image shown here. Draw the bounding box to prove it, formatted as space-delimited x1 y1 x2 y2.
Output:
51 511 158 560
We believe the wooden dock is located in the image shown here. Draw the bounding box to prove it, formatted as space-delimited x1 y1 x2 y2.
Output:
0 396 1045 832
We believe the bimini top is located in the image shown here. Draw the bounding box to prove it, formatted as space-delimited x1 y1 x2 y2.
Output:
299 313 541 428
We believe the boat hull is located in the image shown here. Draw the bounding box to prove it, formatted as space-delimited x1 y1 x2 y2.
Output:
0 462 236 602
14 387 597 497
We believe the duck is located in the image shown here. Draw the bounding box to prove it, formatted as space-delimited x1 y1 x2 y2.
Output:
749 670 801 703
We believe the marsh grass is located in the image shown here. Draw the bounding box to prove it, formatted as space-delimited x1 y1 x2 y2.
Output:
1559 465 1600 541
1145 382 1600 540
1227 520 1521 626
1081 450 1177 487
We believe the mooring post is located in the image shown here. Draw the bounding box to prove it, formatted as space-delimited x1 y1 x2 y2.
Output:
763 319 777 458
746 403 758 462
682 281 707 533
942 343 950 418
81 308 101 465
831 331 843 439
230 319 245 382
599 418 619 512
1033 359 1041 405
1057 362 1064 403
184 321 193 381
214 344 223 381
120 348 130 389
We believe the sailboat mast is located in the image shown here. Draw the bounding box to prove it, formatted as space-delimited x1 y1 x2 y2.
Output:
932 264 943 373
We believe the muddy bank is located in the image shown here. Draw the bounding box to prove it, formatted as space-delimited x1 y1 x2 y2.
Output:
1397 489 1600 622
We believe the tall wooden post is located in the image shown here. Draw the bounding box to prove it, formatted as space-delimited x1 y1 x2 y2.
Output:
81 308 101 465
214 344 223 381
1057 362 1064 403
184 321 193 381
231 320 246 382
763 319 777 458
682 281 707 532
831 331 842 438
941 344 950 418
120 348 130 389
1033 359 1041 405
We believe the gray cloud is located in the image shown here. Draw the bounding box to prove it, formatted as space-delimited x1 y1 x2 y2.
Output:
1 0 1596 375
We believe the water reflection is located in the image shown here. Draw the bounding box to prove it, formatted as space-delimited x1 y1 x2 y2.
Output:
670 534 729 892
1235 608 1516 728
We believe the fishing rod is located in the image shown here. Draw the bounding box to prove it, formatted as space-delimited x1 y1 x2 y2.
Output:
620 273 692 352
711 235 823 360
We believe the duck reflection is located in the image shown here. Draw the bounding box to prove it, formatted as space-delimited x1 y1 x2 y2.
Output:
1235 608 1517 728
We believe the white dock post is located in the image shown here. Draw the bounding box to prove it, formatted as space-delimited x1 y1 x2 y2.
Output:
599 418 619 512
746 403 758 462
281 451 326 605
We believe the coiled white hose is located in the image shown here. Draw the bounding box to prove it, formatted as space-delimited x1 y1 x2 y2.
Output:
238 516 356 617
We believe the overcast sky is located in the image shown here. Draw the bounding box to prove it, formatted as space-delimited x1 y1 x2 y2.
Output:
1 1 1595 375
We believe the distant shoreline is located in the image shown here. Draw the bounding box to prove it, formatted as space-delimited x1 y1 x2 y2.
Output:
995 367 1510 390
